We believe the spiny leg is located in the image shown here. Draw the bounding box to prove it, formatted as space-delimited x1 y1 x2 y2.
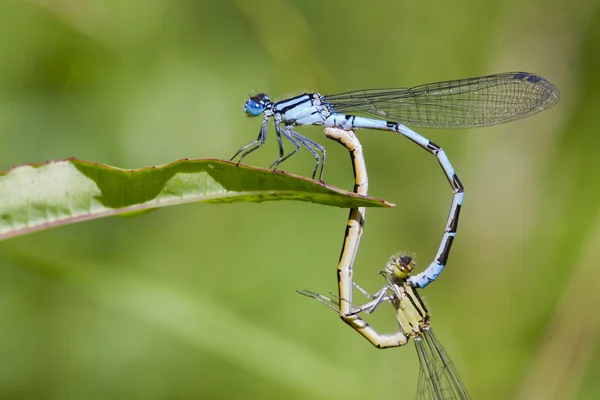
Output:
297 289 343 314
231 119 268 164
269 124 301 170
274 122 286 162
267 123 293 172
320 281 387 310
289 129 327 181
297 286 392 317
270 124 326 181
287 130 320 180
351 279 390 314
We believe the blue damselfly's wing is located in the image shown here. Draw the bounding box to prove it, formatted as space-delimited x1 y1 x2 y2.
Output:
324 72 559 129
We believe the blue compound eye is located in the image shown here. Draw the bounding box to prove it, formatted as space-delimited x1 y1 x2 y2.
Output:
243 94 270 117
244 99 265 116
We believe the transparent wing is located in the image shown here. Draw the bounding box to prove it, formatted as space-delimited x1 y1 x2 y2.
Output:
415 328 471 400
324 72 560 128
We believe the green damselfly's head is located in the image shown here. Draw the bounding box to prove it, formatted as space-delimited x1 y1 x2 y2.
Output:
243 93 272 117
385 254 415 280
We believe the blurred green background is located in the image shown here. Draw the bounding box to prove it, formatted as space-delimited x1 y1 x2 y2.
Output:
1 0 599 399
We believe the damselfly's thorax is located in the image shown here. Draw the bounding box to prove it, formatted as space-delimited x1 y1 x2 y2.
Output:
391 277 430 337
269 93 326 123
243 93 273 117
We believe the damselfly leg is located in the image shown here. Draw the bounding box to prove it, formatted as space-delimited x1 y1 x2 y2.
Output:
230 118 268 164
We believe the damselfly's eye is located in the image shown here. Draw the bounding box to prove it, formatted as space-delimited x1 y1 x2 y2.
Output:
243 99 264 116
386 254 415 279
243 94 270 117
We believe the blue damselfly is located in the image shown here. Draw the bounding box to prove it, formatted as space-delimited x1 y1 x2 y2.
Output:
236 73 560 288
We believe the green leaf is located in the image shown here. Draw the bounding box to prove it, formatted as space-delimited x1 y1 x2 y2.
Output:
0 158 393 240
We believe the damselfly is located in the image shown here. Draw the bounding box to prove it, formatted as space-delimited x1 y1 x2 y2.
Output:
235 72 560 288
299 254 471 399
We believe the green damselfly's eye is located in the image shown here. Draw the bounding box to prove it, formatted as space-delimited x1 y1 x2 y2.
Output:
387 254 415 279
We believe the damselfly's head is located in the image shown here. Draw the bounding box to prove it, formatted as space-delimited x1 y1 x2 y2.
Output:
385 254 415 280
243 93 271 117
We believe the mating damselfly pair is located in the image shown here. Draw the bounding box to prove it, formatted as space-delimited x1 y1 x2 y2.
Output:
233 72 559 399
233 72 560 289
